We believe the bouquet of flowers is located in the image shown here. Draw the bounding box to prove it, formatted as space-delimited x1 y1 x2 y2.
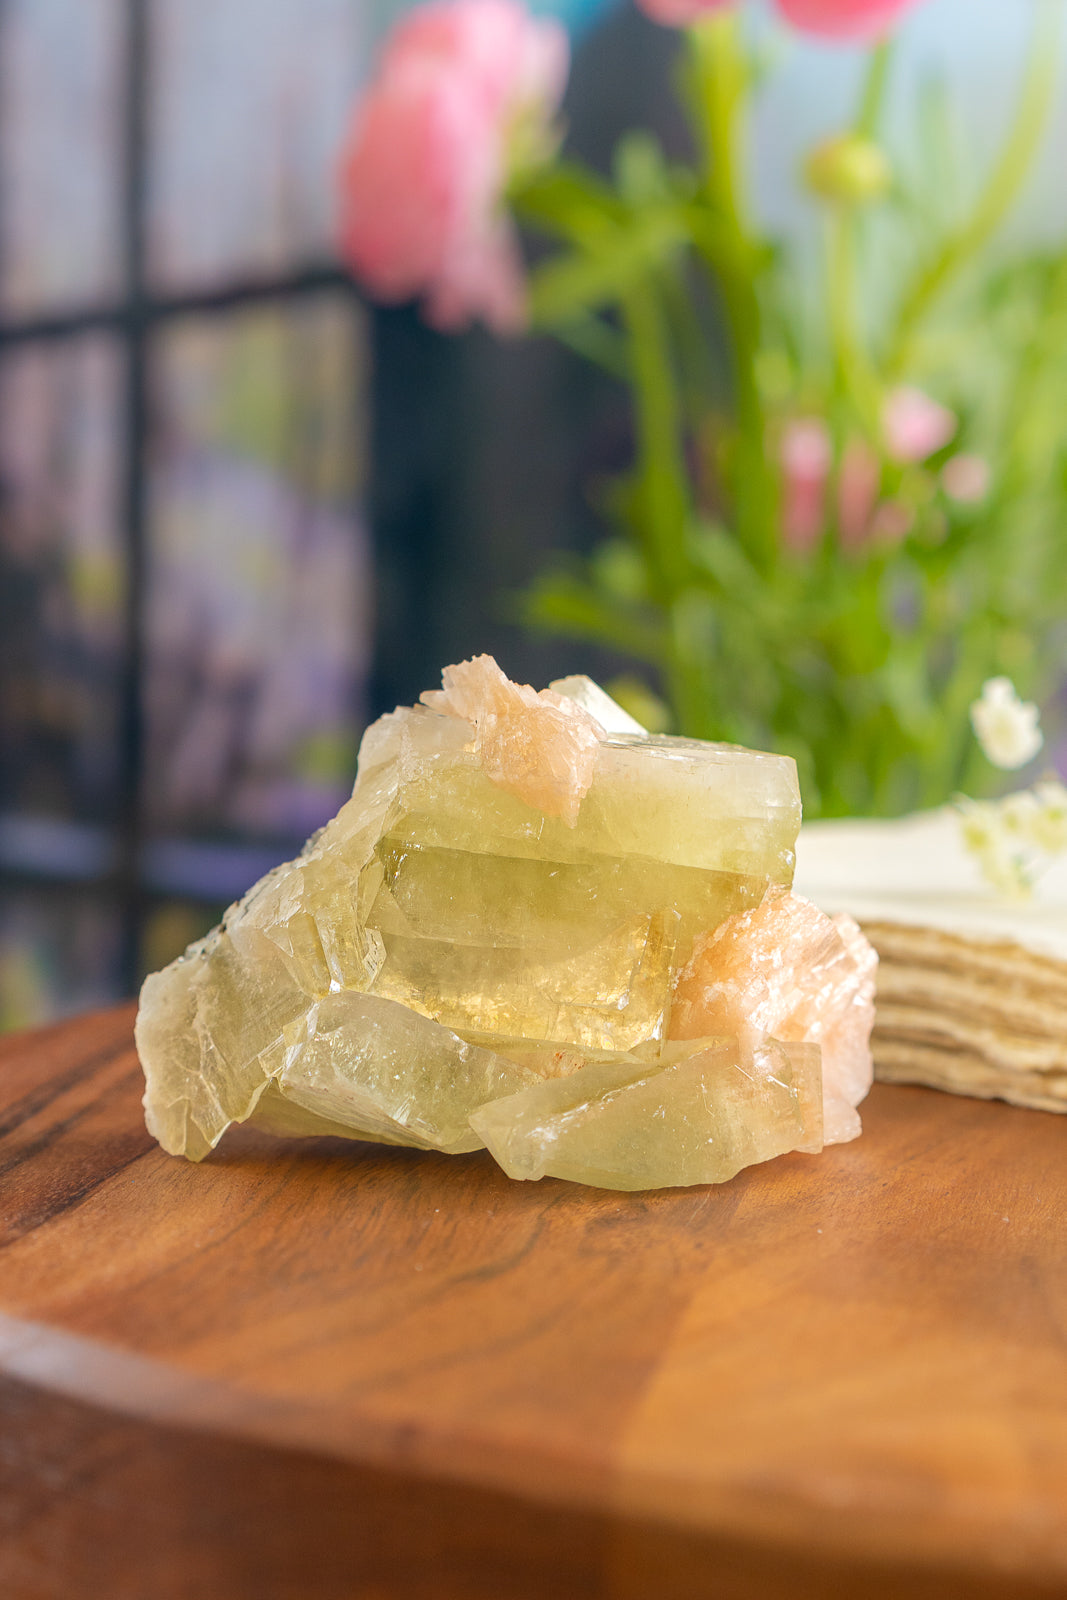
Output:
337 0 1066 818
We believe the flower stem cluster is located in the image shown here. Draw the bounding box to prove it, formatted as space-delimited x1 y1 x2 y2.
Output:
957 782 1067 899
957 679 1065 898
337 0 1066 820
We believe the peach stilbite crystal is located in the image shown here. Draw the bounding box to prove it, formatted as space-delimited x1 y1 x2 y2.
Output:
421 653 605 825
136 653 876 1189
669 892 877 1144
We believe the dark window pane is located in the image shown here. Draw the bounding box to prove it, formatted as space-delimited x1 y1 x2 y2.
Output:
0 336 124 824
144 296 370 848
147 0 365 289
0 887 122 1029
0 0 124 316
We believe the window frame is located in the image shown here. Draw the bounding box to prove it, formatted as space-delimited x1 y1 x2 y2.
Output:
0 0 365 997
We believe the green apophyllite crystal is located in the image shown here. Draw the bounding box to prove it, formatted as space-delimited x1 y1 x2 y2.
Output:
136 654 875 1188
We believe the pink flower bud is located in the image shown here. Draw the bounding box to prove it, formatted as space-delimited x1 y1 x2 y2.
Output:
635 0 735 28
383 0 567 121
883 385 956 463
780 418 832 553
941 453 991 504
868 500 913 544
776 0 921 39
636 0 921 32
338 0 568 333
837 438 880 549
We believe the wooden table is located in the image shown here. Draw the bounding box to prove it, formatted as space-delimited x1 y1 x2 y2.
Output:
2 1004 1066 1599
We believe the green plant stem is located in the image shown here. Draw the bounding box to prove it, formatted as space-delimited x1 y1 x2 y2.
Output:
619 281 710 722
997 254 1067 504
620 281 690 598
687 13 775 569
690 14 747 231
826 212 881 433
886 2 1063 376
825 39 895 433
856 38 893 139
660 265 720 428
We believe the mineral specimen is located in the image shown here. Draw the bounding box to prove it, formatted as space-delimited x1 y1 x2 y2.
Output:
136 655 877 1188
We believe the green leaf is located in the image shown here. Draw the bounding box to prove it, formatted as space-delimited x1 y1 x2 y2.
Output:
551 315 630 381
522 571 664 662
613 132 671 205
510 162 624 243
527 206 689 326
590 538 649 603
689 520 761 596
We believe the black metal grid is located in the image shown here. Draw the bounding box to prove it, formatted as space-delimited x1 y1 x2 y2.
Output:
0 0 364 995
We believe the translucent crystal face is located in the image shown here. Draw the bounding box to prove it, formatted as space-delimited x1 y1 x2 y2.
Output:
136 656 875 1189
469 1038 822 1190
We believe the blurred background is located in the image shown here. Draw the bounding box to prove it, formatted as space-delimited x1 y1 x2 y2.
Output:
0 0 1063 1030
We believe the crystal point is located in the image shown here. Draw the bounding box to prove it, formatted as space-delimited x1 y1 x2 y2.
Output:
136 655 875 1188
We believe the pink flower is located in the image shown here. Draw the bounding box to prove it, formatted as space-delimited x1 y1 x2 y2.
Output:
883 385 956 463
868 499 913 544
636 0 733 29
781 418 831 553
637 0 921 37
837 437 880 549
338 0 568 333
382 0 567 124
941 453 990 504
775 0 921 39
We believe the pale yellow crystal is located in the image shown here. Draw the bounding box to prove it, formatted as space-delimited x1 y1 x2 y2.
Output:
135 655 874 1189
469 1037 822 1190
269 991 538 1153
369 910 679 1052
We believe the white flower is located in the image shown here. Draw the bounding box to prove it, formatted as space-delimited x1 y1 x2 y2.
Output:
956 797 1002 855
956 778 1067 899
969 677 1043 770
956 797 1036 898
998 788 1042 838
1030 780 1067 854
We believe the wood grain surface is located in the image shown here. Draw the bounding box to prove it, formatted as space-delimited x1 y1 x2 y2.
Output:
1 1004 1066 1599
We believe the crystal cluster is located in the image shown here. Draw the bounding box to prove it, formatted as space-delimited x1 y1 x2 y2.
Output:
137 657 877 1189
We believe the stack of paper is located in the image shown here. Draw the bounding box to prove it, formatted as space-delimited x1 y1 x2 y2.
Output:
795 809 1067 1112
